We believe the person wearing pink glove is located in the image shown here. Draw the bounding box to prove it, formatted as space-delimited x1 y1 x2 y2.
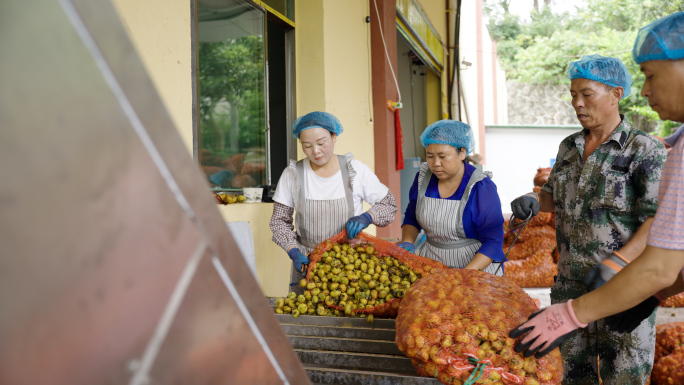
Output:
510 12 684 385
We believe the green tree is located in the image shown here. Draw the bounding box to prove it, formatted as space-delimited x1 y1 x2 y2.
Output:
198 35 265 157
485 0 684 128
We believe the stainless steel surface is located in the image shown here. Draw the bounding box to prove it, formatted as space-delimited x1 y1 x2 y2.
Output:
0 1 309 384
307 367 441 385
279 314 440 384
281 324 397 341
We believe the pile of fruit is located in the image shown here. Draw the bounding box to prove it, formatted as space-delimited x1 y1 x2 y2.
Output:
396 269 562 385
273 242 424 319
647 322 684 385
273 230 448 318
214 193 246 204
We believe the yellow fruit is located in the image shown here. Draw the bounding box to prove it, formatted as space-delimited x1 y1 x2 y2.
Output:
237 195 246 203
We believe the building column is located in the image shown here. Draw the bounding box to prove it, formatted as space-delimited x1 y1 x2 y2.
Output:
475 0 486 162
370 0 401 239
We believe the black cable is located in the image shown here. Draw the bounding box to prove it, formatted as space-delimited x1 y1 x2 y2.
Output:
493 212 534 276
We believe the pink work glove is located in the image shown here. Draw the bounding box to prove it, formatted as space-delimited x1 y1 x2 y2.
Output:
509 299 588 358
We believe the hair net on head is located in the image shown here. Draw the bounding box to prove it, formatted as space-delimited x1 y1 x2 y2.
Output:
291 111 343 139
566 54 632 99
419 120 475 154
633 12 684 64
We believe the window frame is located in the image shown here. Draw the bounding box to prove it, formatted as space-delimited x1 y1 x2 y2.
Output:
191 0 297 193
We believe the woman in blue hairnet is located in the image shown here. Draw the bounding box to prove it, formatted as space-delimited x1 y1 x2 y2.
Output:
398 120 505 274
270 111 398 287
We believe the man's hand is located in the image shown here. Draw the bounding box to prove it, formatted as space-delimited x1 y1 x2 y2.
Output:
606 295 661 333
510 193 539 221
397 242 415 253
346 212 373 239
287 248 310 274
509 300 587 358
584 252 630 291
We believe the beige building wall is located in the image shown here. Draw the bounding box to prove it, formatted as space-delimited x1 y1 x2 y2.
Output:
111 0 292 297
109 0 458 298
110 0 194 152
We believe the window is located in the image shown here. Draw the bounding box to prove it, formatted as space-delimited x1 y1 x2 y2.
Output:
194 0 295 193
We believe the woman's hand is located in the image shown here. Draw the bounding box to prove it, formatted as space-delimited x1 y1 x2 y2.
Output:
396 242 415 253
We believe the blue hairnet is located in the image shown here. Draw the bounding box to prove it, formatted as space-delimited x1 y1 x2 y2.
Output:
291 111 343 139
566 54 632 99
633 12 684 64
419 120 475 154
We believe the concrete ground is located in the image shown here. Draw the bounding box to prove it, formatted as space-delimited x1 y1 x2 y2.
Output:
523 288 684 326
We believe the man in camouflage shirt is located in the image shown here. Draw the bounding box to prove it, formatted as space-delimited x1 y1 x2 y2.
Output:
509 55 667 384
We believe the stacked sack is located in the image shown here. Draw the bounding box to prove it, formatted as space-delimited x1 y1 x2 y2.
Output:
503 168 558 288
646 322 684 385
396 269 563 384
660 292 684 308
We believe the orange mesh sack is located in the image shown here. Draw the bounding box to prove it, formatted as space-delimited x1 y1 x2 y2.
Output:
305 230 448 318
396 269 563 385
502 216 558 288
504 249 558 288
660 292 684 307
649 322 684 385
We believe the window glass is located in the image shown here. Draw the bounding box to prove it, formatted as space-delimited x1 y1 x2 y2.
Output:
198 0 267 190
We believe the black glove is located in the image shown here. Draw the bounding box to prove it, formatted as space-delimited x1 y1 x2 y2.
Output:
606 296 660 334
584 252 629 291
510 193 540 220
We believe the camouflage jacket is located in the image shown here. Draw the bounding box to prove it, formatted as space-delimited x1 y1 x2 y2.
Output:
541 117 667 281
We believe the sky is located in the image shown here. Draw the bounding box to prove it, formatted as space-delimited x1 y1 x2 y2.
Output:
507 0 587 21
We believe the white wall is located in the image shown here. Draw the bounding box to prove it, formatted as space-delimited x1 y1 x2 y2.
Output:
484 126 581 214
458 0 508 154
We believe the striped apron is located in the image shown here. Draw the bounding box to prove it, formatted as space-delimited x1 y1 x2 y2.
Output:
416 163 503 276
289 155 355 290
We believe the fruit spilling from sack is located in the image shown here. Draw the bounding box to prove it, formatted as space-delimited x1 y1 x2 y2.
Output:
273 242 423 319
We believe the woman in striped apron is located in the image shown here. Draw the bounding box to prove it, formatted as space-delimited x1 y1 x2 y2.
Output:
270 112 398 291
398 120 506 275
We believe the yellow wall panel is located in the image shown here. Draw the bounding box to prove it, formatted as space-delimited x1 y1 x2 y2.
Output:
110 0 193 153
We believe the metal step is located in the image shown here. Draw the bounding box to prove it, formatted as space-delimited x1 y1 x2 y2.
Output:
289 335 403 355
296 349 415 374
273 304 436 384
282 323 396 341
306 366 441 385
276 313 396 329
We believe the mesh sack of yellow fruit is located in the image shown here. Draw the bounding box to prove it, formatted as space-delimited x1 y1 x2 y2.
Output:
305 230 448 318
396 269 563 385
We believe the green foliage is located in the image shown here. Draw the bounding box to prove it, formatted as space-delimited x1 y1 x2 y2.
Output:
198 35 265 158
484 0 684 123
629 106 681 137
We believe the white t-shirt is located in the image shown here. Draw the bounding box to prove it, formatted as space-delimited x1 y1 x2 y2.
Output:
273 157 389 215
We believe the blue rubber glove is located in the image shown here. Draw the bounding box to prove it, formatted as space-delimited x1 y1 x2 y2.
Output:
510 193 539 221
397 242 415 253
345 212 373 239
287 248 310 273
584 252 629 291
